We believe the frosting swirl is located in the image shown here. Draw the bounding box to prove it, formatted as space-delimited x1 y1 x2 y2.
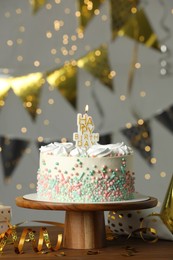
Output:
40 142 74 156
70 147 88 157
106 142 133 156
87 144 112 157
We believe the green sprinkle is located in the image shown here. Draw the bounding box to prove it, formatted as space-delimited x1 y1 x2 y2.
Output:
79 172 85 180
90 170 95 175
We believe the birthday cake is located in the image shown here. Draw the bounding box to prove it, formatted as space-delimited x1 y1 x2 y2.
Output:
36 107 135 203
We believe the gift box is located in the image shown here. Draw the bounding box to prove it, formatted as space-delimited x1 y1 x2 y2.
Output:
108 209 173 241
0 205 12 234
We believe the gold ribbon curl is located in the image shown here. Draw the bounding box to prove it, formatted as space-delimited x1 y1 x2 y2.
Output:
128 213 160 243
0 221 63 254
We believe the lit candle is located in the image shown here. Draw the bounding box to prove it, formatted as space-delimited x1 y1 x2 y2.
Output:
73 105 99 149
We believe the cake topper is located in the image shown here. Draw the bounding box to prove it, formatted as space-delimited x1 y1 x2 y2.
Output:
73 105 99 149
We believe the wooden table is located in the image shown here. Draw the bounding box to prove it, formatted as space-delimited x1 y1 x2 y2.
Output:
16 195 158 249
0 226 173 259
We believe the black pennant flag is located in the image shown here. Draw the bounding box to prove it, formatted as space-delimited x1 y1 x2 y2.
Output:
121 120 154 165
0 136 29 181
155 105 173 133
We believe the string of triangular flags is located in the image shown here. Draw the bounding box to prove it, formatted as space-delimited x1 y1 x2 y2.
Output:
0 45 113 120
1 101 173 180
31 0 160 52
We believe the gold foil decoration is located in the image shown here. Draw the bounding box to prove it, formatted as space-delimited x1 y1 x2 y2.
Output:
118 9 160 51
0 73 44 120
30 0 47 14
161 175 173 233
11 72 45 120
46 63 77 109
77 45 114 90
78 0 105 31
0 221 63 254
0 78 11 108
110 0 139 40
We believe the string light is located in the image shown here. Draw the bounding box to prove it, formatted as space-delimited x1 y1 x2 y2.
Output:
137 119 144 125
21 127 27 134
29 183 35 189
150 157 157 164
145 173 151 180
120 95 126 101
38 136 44 142
16 184 22 190
140 91 146 97
160 171 166 177
126 123 132 129
85 80 91 87
46 3 52 10
44 119 49 125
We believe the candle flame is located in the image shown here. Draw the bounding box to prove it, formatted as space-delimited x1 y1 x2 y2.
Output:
85 104 89 113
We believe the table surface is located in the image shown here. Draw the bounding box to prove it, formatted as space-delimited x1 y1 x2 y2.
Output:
1 226 173 260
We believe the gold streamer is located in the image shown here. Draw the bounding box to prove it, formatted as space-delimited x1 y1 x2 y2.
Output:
0 221 63 254
31 0 47 14
108 211 159 243
77 45 114 90
46 63 77 109
78 0 105 31
160 174 173 233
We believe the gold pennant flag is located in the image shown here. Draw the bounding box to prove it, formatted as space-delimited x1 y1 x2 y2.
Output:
77 45 114 90
78 0 105 31
0 78 11 109
11 73 45 120
118 8 160 51
160 175 173 233
46 63 77 108
110 0 139 40
30 0 47 14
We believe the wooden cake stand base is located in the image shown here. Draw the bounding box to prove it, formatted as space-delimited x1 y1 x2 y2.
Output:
16 194 157 250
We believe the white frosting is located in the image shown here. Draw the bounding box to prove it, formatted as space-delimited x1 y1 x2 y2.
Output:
87 144 112 157
70 147 88 157
40 142 133 157
106 142 133 156
40 142 74 156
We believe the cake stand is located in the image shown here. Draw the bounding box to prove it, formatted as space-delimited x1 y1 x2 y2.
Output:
15 193 157 250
